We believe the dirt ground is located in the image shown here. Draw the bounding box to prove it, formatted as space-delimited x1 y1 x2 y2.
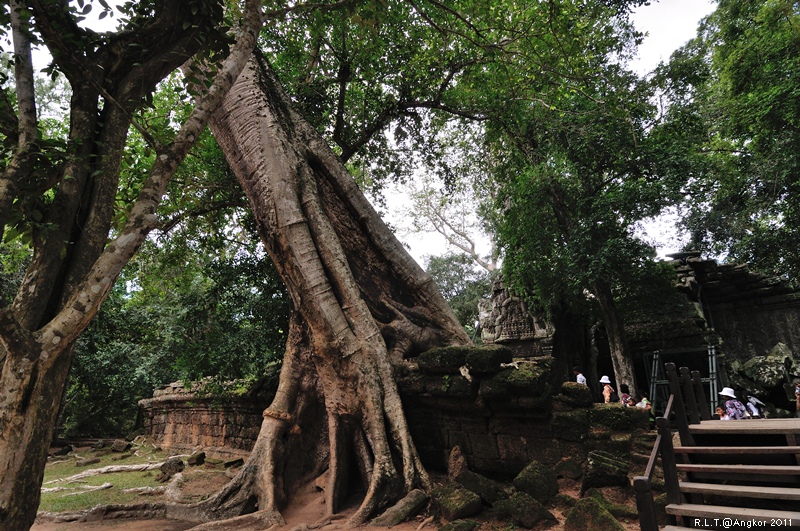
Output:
33 475 642 531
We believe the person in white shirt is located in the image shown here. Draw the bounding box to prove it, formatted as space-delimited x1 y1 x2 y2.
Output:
573 366 587 385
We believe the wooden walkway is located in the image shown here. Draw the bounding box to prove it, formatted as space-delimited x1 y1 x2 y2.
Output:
688 418 800 437
635 364 800 531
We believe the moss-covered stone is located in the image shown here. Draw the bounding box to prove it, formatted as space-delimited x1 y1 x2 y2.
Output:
626 406 651 431
559 381 595 407
438 519 480 531
419 347 471 374
564 497 625 531
430 374 477 398
506 359 551 396
584 432 631 460
455 470 509 506
478 369 513 400
552 492 578 508
589 403 630 430
493 492 556 528
431 482 483 520
512 460 558 504
584 489 638 519
580 450 630 492
465 345 513 374
552 409 589 442
741 352 790 388
554 456 583 480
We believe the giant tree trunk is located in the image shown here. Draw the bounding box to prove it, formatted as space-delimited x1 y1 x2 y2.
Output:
198 52 470 526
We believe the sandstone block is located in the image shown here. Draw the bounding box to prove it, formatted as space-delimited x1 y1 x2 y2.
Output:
431 482 482 521
512 460 558 504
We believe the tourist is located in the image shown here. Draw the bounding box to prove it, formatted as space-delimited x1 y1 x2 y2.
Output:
573 366 587 386
619 384 631 407
719 387 747 420
794 382 800 418
715 406 730 420
600 375 615 403
635 389 655 427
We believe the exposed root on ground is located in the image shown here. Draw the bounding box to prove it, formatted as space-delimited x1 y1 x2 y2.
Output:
184 509 285 530
43 463 165 484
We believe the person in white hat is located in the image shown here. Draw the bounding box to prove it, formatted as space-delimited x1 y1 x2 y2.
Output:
600 375 615 403
719 387 747 420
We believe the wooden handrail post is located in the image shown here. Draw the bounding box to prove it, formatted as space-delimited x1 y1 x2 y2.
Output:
657 416 682 505
634 476 659 531
692 370 710 420
666 363 693 445
681 367 701 425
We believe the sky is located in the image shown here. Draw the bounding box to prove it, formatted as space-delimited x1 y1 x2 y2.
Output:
386 0 718 267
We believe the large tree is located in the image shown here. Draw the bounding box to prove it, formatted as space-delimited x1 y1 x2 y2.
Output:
185 52 469 526
656 0 800 279
186 0 658 523
0 0 263 527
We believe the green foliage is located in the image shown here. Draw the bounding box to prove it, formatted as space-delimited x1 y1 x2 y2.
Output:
0 240 31 305
493 59 674 320
425 253 493 332
657 0 800 278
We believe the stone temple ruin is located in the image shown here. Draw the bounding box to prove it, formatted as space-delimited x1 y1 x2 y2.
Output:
138 253 800 513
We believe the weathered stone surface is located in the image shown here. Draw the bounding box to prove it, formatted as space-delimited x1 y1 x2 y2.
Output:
505 359 551 396
160 456 184 476
111 439 131 452
455 470 509 506
554 457 583 480
581 451 630 491
371 488 429 527
478 369 513 400
741 358 785 388
431 482 483 521
447 446 469 481
584 489 638 519
552 410 589 442
589 404 630 431
418 347 469 374
493 492 556 528
188 451 206 466
564 497 624 531
465 346 513 374
558 381 595 407
512 460 558 504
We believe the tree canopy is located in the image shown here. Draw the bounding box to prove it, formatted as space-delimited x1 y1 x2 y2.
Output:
657 0 800 279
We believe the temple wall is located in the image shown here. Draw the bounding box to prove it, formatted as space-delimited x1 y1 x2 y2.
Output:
139 355 650 479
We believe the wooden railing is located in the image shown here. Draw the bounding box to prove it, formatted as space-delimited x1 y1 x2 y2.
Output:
634 363 706 531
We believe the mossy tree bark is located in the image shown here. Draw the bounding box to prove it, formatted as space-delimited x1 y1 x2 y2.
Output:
200 52 470 526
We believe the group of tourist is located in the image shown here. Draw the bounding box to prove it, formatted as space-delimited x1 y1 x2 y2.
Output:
570 367 777 423
573 367 655 425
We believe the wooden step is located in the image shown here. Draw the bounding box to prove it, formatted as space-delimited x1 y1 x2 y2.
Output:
676 446 800 455
680 481 800 500
676 463 800 475
665 503 800 524
689 418 800 435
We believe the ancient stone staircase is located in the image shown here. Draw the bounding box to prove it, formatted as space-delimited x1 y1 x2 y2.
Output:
635 364 800 530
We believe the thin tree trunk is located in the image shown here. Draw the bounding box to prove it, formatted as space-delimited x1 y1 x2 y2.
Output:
592 280 637 394
0 4 263 528
200 52 469 525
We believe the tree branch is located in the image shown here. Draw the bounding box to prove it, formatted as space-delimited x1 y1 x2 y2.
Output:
35 0 264 366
